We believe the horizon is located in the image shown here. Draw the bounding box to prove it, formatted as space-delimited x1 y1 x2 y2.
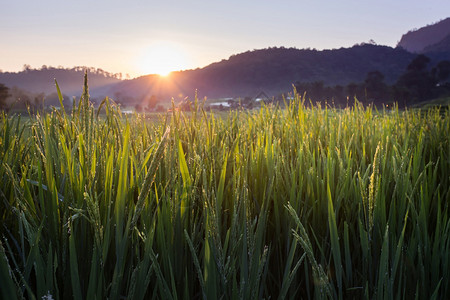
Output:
1 1 449 78
0 43 402 78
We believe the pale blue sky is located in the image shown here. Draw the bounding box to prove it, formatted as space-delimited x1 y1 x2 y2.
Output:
1 1 449 77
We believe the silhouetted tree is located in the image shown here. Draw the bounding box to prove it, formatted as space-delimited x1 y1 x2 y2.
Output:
22 64 31 72
332 85 345 104
134 104 143 112
394 54 436 104
34 92 45 110
364 71 389 103
346 82 364 101
407 54 430 72
432 60 450 84
294 82 351 106
0 83 10 111
145 95 158 111
310 81 324 101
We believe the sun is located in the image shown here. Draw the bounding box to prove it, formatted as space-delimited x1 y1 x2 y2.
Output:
137 42 188 77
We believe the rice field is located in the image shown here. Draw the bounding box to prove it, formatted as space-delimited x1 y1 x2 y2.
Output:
1 77 449 299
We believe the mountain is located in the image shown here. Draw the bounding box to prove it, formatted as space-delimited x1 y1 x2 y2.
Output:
0 66 122 98
398 18 450 53
3 18 450 106
424 34 450 53
106 44 416 102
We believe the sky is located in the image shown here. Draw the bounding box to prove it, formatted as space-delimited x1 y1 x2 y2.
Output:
1 0 449 78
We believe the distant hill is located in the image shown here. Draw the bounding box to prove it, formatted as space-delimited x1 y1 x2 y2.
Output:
424 34 450 53
0 66 122 98
398 18 450 53
107 44 417 101
3 17 450 107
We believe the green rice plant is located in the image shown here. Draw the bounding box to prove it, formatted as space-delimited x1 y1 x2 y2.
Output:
0 77 449 299
0 239 19 299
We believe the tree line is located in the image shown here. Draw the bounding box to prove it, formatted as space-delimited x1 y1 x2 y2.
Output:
0 84 72 112
15 65 128 80
2 54 450 112
293 54 450 107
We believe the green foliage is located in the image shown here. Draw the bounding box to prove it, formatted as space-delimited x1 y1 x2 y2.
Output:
394 55 437 104
0 80 449 299
294 56 450 107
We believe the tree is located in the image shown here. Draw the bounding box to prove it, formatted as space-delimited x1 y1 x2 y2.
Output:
346 82 364 102
310 81 324 101
394 55 436 104
134 104 143 113
34 92 45 110
22 64 31 72
432 60 450 84
145 95 159 111
407 55 430 72
364 71 389 103
332 85 345 104
0 83 10 111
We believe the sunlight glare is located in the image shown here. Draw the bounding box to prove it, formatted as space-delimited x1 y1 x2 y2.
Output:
137 42 188 77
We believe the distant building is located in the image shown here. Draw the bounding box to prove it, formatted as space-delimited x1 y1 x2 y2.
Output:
253 91 270 103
